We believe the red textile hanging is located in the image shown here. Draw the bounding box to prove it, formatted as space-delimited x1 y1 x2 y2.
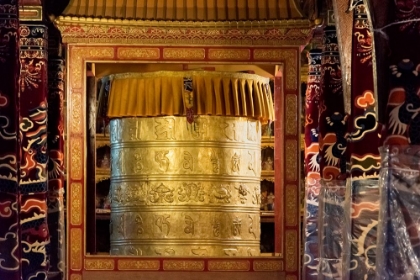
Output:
18 23 50 280
302 48 322 280
47 56 65 280
0 1 21 279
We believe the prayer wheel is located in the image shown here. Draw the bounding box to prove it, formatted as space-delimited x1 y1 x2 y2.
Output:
105 71 273 256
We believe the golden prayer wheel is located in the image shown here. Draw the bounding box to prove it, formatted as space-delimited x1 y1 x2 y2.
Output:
106 71 273 256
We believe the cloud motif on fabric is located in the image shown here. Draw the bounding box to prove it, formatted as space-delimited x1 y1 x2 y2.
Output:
351 112 378 141
20 118 34 132
356 90 375 109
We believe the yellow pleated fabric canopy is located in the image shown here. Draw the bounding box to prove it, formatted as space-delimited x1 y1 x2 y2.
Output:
106 71 274 122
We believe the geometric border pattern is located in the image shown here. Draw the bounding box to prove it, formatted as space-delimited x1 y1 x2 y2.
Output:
65 44 301 279
56 16 313 47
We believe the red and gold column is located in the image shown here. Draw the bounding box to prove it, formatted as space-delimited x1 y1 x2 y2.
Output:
347 2 381 279
47 24 65 280
302 48 322 280
19 7 50 280
370 0 420 277
318 26 349 279
0 1 20 278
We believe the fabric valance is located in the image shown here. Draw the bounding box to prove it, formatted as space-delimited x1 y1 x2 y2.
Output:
105 71 274 122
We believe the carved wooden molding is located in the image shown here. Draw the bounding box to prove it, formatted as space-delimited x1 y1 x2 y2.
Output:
19 6 43 21
66 44 301 279
56 16 313 46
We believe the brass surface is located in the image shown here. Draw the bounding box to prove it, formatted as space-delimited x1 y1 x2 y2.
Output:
110 116 261 256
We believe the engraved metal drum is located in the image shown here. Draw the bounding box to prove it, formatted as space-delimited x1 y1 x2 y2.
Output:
109 116 261 256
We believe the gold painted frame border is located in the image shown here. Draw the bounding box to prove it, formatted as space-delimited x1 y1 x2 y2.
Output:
56 16 312 47
66 45 301 280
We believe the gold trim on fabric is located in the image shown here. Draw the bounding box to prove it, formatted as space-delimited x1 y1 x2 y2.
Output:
109 71 270 84
107 71 273 122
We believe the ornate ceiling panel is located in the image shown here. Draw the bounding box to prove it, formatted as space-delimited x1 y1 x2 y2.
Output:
61 0 305 21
